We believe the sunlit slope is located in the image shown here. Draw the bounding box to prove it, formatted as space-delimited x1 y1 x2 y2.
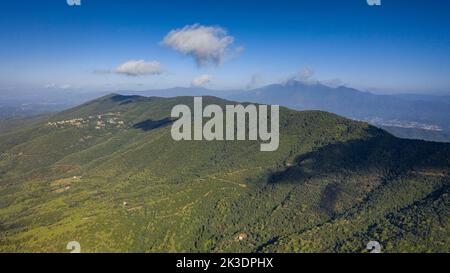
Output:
0 94 448 252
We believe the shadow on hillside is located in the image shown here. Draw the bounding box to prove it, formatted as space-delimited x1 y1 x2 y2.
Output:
132 118 174 131
110 94 148 105
268 135 450 185
111 94 142 102
267 135 450 218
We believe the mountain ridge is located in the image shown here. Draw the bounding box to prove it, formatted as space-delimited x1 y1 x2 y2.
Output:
0 94 448 253
3 82 450 143
115 82 450 142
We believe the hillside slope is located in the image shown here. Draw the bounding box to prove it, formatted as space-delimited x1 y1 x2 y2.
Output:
0 94 448 253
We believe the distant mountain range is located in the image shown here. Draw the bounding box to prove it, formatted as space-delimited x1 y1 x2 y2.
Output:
230 81 450 133
123 82 450 142
2 82 450 142
0 94 448 252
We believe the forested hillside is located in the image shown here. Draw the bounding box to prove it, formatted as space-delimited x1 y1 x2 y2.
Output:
0 94 448 253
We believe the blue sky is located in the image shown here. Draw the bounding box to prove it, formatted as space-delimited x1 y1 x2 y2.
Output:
0 0 449 94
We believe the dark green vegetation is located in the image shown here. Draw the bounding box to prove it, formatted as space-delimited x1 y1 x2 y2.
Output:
0 94 448 253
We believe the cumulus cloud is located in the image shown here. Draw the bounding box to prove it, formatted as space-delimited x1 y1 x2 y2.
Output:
115 60 163 76
191 74 212 87
162 24 239 67
284 65 316 84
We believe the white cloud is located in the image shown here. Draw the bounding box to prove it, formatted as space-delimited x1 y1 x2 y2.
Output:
44 83 72 89
299 65 315 80
246 74 263 89
282 66 346 88
321 78 345 88
44 83 56 89
162 24 239 67
191 74 212 87
115 60 163 76
284 65 316 84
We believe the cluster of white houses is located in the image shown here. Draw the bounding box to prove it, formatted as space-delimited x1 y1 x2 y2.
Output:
47 112 124 130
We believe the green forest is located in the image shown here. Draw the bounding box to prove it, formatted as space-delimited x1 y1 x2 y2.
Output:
0 94 448 253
